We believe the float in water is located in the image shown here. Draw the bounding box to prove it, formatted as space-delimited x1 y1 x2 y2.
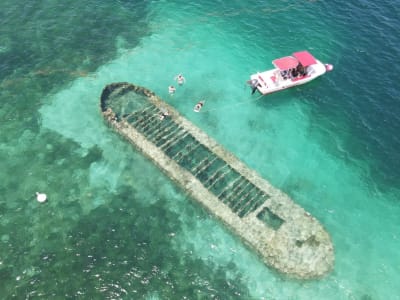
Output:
248 50 333 95
100 82 334 279
36 192 47 203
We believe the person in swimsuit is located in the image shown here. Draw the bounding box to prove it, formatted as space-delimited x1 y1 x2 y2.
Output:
193 100 205 112
168 85 176 95
159 109 170 120
174 74 186 85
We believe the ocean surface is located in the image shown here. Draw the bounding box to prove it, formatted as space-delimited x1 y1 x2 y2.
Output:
1 0 399 299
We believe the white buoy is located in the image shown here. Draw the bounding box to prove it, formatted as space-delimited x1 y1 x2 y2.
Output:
36 192 47 203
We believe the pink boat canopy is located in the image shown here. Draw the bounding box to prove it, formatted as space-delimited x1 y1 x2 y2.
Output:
273 51 318 70
293 51 317 67
273 56 298 70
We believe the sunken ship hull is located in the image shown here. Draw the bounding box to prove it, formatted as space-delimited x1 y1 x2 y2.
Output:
100 82 334 279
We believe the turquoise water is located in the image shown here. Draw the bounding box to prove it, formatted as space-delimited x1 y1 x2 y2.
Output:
1 0 399 299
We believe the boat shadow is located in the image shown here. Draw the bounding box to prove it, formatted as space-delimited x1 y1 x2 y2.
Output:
255 89 297 109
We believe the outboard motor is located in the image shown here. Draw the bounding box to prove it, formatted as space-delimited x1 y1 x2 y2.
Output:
247 78 259 95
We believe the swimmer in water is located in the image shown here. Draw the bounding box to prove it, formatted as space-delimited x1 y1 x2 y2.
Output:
168 85 176 95
174 74 186 85
159 109 170 120
193 100 205 113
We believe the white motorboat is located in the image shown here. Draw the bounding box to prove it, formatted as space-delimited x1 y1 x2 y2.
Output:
248 51 333 95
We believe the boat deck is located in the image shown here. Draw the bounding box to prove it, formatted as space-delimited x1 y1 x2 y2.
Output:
100 82 334 279
253 70 278 94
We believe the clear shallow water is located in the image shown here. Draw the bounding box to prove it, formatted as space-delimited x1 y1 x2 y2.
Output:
1 0 400 299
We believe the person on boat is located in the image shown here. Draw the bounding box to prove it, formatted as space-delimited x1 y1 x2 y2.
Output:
298 65 306 76
174 74 186 85
291 68 299 78
281 70 288 80
193 100 205 113
168 85 176 95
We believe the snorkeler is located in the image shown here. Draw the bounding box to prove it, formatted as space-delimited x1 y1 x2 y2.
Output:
193 100 205 113
168 85 176 95
174 73 186 85
159 109 170 120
